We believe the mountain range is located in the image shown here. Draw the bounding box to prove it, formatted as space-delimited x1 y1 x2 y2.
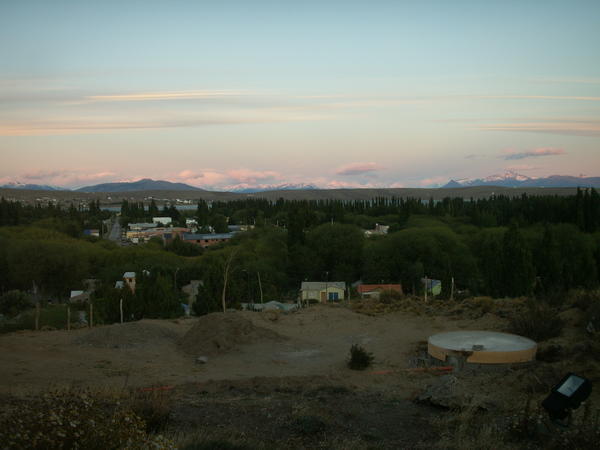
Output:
75 178 204 192
2 173 599 193
443 172 600 188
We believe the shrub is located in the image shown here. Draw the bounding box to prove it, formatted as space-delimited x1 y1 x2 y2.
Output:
128 389 173 433
378 290 403 304
508 300 564 341
0 290 32 318
347 344 374 370
0 390 174 449
293 415 328 435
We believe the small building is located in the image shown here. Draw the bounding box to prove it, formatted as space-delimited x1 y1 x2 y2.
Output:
357 283 403 299
186 218 198 231
422 278 442 296
300 281 346 303
69 290 90 303
153 217 172 226
123 272 136 293
182 232 235 248
364 223 390 237
128 222 156 231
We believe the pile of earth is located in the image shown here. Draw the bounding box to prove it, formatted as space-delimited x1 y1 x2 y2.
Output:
72 320 179 349
178 312 285 356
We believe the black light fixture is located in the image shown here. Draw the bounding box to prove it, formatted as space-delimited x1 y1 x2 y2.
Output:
542 373 592 422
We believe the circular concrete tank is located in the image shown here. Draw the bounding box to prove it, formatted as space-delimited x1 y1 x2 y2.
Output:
428 331 537 364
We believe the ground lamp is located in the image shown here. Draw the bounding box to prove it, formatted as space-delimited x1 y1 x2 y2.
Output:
542 373 592 422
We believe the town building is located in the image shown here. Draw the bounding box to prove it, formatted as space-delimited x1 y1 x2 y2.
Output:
300 281 346 303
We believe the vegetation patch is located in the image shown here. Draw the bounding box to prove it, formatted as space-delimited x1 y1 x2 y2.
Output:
347 344 374 370
0 389 174 449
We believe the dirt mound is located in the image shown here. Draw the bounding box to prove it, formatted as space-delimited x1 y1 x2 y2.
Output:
178 312 284 356
73 321 179 349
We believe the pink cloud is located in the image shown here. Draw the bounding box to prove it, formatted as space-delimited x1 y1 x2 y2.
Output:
419 176 448 187
502 147 565 160
1 169 118 188
335 162 383 176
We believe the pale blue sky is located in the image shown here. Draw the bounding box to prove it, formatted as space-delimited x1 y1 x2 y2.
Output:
1 0 599 189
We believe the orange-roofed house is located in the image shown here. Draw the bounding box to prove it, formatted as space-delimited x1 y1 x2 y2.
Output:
357 284 403 299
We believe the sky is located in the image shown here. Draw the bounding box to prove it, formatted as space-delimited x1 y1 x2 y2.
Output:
1 0 599 190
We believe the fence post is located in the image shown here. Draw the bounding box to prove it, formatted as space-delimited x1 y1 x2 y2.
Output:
35 302 40 331
67 305 71 331
120 298 123 324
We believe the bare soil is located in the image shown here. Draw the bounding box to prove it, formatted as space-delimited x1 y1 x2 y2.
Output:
1 302 597 448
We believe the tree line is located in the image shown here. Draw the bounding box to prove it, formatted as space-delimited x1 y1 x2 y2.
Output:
0 189 599 322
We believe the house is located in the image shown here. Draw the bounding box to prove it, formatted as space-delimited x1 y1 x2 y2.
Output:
128 222 156 231
357 283 403 299
153 216 172 226
300 281 346 303
182 232 235 248
422 278 442 296
69 290 90 303
123 272 136 293
364 223 390 237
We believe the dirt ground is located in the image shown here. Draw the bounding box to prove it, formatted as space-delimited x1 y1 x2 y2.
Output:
1 302 598 448
0 304 505 394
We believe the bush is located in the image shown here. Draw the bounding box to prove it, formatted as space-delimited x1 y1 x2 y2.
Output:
0 390 174 449
347 344 374 370
378 290 403 304
0 290 32 318
128 389 173 433
508 300 564 341
293 415 328 435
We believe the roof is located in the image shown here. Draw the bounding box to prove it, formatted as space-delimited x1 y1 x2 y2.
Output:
357 284 402 294
301 281 346 291
123 272 136 279
183 233 235 240
70 290 84 297
153 216 172 222
128 222 155 228
115 281 125 289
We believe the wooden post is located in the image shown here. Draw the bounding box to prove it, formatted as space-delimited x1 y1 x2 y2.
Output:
35 302 40 331
450 277 455 301
120 298 123 324
89 302 93 328
67 305 71 331
257 271 263 304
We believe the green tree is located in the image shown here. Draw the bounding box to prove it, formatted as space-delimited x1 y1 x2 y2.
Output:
502 223 535 296
0 290 32 318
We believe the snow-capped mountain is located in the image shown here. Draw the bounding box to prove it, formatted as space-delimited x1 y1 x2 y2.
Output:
230 183 319 193
0 181 67 191
443 172 600 188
